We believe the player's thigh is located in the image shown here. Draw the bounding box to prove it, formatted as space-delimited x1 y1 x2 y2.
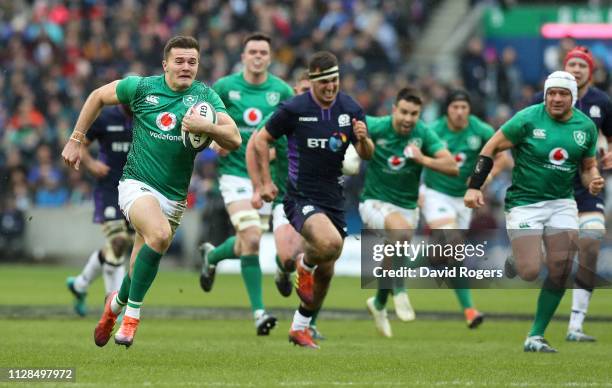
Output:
454 204 473 230
118 179 173 241
543 231 576 283
128 196 172 243
421 189 459 229
385 210 417 242
302 213 344 260
543 200 578 279
227 198 262 253
227 200 261 232
505 203 550 280
359 200 387 230
219 175 254 207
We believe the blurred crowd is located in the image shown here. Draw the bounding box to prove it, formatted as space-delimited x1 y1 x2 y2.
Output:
0 0 611 247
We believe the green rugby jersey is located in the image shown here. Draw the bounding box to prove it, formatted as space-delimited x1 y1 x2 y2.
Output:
116 75 226 200
423 115 494 197
360 115 444 209
501 103 597 210
213 72 293 178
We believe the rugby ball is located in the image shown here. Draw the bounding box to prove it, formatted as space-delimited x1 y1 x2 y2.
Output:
342 143 361 175
182 102 216 152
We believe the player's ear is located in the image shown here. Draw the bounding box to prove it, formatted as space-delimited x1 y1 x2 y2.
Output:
162 60 167 72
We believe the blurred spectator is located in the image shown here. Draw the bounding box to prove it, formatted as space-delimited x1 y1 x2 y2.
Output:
35 174 69 208
460 37 488 99
496 47 523 107
3 0 598 231
544 36 576 74
0 196 26 260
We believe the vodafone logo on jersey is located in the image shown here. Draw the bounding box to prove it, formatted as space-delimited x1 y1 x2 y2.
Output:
243 108 263 126
387 155 406 170
454 152 466 168
549 147 568 165
156 112 177 132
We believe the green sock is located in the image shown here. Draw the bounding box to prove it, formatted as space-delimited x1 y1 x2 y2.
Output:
529 283 566 337
240 255 264 312
275 255 284 272
310 309 319 326
406 254 427 269
207 236 237 265
127 244 162 308
374 288 390 310
117 274 131 304
392 256 407 294
449 272 473 309
452 288 473 310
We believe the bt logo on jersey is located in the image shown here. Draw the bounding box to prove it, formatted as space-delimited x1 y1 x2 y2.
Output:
307 138 329 148
329 132 348 152
307 132 348 152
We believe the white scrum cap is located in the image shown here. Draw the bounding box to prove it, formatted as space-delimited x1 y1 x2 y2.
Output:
543 70 577 106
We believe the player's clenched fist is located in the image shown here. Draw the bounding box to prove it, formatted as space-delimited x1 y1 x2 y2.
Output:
182 106 214 134
62 133 83 171
352 118 368 141
464 188 485 209
589 175 605 195
260 181 278 202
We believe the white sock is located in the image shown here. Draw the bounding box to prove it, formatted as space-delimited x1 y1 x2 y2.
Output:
290 310 312 331
569 287 592 331
300 256 316 273
253 309 265 320
110 294 125 315
74 250 102 293
102 263 126 295
125 304 141 320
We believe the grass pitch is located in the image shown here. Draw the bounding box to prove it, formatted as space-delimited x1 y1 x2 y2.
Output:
1 265 612 387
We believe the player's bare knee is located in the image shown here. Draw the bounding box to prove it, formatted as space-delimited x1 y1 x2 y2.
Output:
110 236 130 258
317 237 343 261
147 225 172 252
238 227 261 254
517 264 540 282
579 213 606 241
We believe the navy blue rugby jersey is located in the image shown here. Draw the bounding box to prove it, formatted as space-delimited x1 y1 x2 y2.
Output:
86 105 133 189
265 91 365 210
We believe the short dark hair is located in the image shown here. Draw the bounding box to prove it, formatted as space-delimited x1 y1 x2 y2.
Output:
243 32 272 48
445 89 471 113
308 51 339 73
163 36 199 60
396 87 423 105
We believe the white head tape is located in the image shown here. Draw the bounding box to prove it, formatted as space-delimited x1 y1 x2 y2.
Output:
544 70 578 106
308 66 340 82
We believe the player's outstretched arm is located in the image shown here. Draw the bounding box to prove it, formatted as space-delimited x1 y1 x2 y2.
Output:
464 130 514 209
580 157 604 195
414 148 459 176
183 111 241 151
253 127 278 202
61 80 122 171
246 130 263 209
352 118 374 160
